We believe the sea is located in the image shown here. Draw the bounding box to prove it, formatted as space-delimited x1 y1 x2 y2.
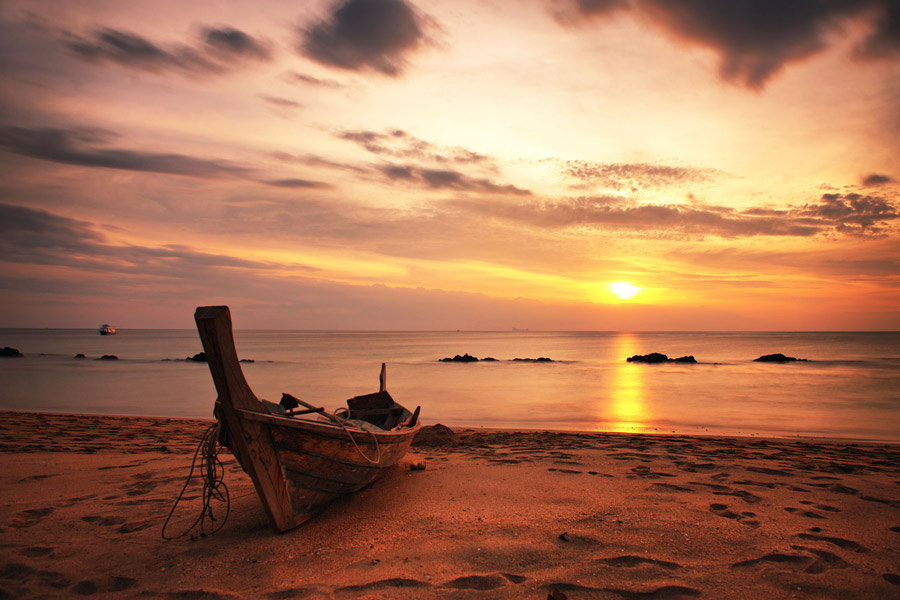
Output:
1 329 898 442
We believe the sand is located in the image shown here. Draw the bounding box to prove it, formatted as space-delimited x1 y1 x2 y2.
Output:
1 411 899 599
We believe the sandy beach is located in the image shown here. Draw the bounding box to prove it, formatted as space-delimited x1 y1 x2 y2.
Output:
1 411 899 599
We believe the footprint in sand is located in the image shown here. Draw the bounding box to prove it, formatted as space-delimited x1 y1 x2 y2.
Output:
799 500 841 512
731 547 849 575
628 466 675 479
598 555 682 570
81 515 126 527
784 507 825 519
335 578 431 594
795 533 868 553
9 507 53 528
442 573 527 590
709 503 759 528
18 546 54 558
547 582 701 599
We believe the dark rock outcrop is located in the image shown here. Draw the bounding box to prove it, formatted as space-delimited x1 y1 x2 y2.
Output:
74 353 85 359
627 353 697 364
440 353 480 363
186 352 207 362
512 357 554 362
97 355 118 361
1 346 24 358
412 424 458 447
754 353 807 362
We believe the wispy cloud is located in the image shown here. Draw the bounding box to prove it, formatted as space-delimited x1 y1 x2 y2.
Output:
379 164 531 195
282 70 345 88
449 192 899 239
0 125 253 178
299 0 429 76
64 25 271 76
559 160 726 191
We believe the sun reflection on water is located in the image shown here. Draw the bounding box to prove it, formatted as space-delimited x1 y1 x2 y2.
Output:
603 333 650 432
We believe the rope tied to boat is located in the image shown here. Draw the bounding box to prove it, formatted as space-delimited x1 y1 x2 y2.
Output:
332 407 383 465
161 421 230 540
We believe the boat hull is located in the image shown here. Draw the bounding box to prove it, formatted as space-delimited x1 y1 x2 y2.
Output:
231 411 418 525
195 305 419 532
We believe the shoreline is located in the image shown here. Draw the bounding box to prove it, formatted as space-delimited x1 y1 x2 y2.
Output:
1 411 899 598
2 409 897 447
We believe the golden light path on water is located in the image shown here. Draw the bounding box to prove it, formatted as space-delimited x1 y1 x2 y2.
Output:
601 332 650 432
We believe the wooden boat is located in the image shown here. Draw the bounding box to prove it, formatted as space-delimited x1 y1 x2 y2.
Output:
194 305 421 532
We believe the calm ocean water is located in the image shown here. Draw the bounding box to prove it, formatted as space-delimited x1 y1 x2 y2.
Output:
1 329 898 442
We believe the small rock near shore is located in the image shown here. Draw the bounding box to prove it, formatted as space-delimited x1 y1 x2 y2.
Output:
1 346 24 358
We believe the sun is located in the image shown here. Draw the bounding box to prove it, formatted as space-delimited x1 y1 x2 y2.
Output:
610 281 641 300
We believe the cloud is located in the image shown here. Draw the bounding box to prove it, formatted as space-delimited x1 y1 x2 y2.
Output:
0 125 253 178
855 0 900 59
563 0 898 89
862 173 895 186
0 202 104 259
203 26 271 60
560 160 726 191
261 178 333 189
336 128 494 166
0 203 316 277
64 25 270 76
270 151 369 174
300 0 428 76
282 70 345 88
379 164 531 195
450 192 899 238
259 95 303 108
800 193 899 234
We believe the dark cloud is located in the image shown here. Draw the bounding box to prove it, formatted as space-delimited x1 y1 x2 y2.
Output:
380 164 531 195
300 0 427 76
65 25 270 76
259 95 303 108
564 0 897 89
862 173 895 186
0 203 315 277
855 0 900 59
261 178 333 189
0 202 103 258
203 26 271 60
451 192 899 238
0 125 252 178
561 160 725 191
800 193 899 234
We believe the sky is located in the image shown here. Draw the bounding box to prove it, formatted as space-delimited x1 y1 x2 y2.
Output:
1 0 899 330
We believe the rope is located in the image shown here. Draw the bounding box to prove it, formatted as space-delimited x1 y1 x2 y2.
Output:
332 408 382 465
161 422 230 540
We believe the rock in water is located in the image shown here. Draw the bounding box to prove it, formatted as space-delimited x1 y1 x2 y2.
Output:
627 353 697 364
1 346 24 358
439 353 479 362
754 353 807 362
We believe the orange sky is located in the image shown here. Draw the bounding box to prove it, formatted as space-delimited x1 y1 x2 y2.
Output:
1 0 898 330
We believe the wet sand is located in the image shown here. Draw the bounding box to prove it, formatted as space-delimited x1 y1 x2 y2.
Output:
1 410 899 599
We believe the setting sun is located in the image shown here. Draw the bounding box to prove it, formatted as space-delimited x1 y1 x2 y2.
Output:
610 282 641 300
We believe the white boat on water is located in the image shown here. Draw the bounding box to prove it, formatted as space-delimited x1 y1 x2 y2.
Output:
99 324 116 335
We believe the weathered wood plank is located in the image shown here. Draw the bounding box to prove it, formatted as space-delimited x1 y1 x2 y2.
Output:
195 306 297 532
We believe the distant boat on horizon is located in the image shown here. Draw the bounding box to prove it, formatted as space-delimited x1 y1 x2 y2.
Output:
99 324 116 335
